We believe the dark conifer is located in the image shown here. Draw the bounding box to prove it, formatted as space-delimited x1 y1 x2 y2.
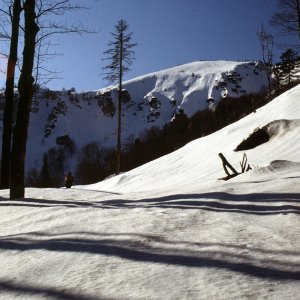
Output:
279 48 299 86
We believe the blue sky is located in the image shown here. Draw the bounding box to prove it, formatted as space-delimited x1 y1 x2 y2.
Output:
0 0 298 91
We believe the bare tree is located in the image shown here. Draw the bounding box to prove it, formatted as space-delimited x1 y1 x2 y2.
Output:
0 0 22 189
270 0 300 41
1 0 92 195
102 19 137 175
75 141 110 184
33 0 90 90
257 24 274 97
33 35 60 90
0 1 15 40
10 0 39 199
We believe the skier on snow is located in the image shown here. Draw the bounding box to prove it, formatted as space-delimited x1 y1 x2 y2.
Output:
64 172 74 188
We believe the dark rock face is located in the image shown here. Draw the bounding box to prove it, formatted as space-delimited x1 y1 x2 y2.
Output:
235 128 270 151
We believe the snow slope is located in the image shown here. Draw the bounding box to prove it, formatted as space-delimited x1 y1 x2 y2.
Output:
0 84 299 299
83 83 300 194
0 60 269 174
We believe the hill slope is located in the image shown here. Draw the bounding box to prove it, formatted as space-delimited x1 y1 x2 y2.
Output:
83 83 300 194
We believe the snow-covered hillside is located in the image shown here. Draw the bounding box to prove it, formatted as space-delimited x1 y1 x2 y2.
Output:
0 83 299 299
86 83 300 194
0 60 269 174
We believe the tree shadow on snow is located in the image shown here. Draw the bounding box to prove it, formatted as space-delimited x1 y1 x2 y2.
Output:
1 192 300 215
0 280 111 300
0 197 95 208
0 232 299 282
98 192 300 215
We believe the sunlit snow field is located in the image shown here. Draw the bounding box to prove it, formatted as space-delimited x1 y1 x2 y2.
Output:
0 85 300 299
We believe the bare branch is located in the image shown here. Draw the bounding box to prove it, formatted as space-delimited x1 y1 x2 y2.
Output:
270 0 300 41
32 0 95 87
257 24 274 97
35 0 89 18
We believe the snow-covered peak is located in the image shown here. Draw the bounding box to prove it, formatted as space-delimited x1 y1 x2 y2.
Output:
123 60 267 116
0 60 269 175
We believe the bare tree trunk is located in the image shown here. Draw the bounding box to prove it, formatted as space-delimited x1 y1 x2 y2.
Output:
117 83 122 175
10 0 39 199
257 25 273 98
1 0 21 189
296 0 300 40
117 32 123 175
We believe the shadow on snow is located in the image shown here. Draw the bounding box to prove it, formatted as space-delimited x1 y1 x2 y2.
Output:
0 232 299 281
0 280 112 300
1 192 300 215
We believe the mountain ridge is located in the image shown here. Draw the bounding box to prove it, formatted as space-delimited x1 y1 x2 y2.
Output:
0 60 269 178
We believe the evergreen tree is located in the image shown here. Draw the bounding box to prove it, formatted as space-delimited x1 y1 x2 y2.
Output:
279 48 299 86
102 19 137 174
272 63 283 95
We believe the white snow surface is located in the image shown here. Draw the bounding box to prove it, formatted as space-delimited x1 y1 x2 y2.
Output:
1 85 300 299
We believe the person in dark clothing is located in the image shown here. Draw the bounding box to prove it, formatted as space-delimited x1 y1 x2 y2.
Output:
64 172 74 188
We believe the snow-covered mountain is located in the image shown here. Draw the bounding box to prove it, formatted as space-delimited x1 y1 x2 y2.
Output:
0 80 299 299
1 60 269 173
